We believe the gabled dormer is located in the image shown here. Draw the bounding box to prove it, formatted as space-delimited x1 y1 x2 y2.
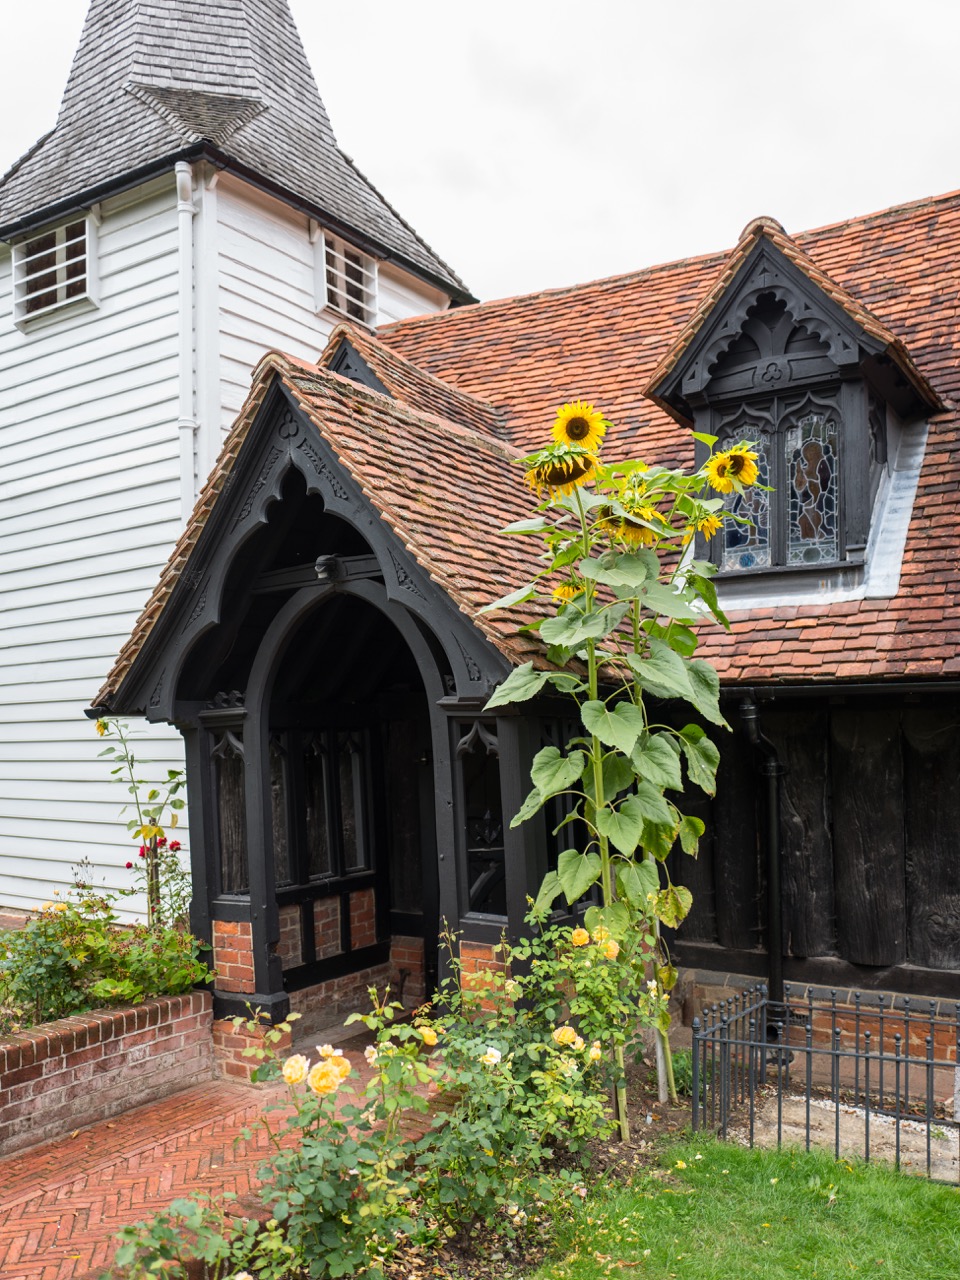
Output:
647 217 942 599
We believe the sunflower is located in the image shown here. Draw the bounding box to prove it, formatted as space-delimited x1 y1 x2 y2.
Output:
552 400 607 453
704 444 760 493
552 580 581 602
523 447 597 498
682 512 724 544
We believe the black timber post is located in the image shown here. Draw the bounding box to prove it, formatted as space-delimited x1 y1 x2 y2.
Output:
496 713 542 947
181 723 213 949
244 696 287 1018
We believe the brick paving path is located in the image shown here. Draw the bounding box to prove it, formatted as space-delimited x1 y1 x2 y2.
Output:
0 1077 285 1280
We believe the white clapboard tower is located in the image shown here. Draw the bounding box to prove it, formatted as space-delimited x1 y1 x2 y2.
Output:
0 0 469 916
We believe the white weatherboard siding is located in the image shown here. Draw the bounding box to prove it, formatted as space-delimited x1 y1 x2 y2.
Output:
0 178 187 919
215 179 450 435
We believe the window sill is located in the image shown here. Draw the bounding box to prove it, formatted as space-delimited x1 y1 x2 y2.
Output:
14 294 99 334
714 559 868 611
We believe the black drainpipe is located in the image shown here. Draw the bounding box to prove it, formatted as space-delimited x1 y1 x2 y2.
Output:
740 699 786 1029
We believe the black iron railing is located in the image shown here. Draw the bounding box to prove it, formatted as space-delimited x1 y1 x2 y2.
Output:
691 983 960 1183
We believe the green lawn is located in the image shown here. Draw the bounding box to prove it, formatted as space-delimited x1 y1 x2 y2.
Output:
533 1139 960 1279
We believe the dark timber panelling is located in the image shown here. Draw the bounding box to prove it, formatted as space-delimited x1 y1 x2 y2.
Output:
766 709 834 958
668 788 716 944
831 708 905 966
903 708 960 970
712 731 762 952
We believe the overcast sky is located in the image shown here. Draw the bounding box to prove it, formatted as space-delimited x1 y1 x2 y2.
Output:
2 1 958 302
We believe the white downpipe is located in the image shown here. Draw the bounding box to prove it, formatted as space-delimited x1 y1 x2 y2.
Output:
176 161 198 524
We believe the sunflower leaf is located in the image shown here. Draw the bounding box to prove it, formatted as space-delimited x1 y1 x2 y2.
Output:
530 746 585 799
638 581 701 623
686 660 729 728
583 901 631 942
691 430 719 446
581 701 646 755
627 640 692 702
678 724 721 795
479 583 537 614
631 732 683 791
615 857 659 908
557 850 602 904
655 884 693 929
501 517 554 535
510 785 547 828
582 753 634 806
484 662 552 709
678 813 706 856
531 871 563 921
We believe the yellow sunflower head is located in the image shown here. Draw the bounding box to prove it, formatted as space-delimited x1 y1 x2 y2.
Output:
524 447 597 499
683 512 724 544
552 401 607 454
704 445 759 494
552 580 581 602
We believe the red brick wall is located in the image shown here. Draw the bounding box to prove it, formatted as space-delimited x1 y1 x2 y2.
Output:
212 1017 292 1082
349 889 376 949
211 919 255 993
0 993 213 1156
313 897 341 959
276 904 302 969
390 936 426 1005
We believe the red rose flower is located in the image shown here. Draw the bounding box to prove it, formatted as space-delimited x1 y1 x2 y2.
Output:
125 861 133 869
169 840 181 853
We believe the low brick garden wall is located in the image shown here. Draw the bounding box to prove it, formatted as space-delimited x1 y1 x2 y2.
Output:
0 991 214 1156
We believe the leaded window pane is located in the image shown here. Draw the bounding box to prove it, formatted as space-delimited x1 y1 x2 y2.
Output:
458 721 506 917
786 412 839 565
338 733 366 872
721 437 771 571
304 737 332 879
212 732 247 895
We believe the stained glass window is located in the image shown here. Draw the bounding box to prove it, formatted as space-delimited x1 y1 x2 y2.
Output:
457 721 506 917
786 413 839 565
338 733 366 873
721 436 771 571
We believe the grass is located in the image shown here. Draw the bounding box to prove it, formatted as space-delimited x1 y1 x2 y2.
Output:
532 1138 960 1279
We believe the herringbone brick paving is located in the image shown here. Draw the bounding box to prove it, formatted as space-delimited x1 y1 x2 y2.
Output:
0 1078 284 1279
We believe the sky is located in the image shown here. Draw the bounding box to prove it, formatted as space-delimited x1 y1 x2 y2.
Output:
2 0 959 302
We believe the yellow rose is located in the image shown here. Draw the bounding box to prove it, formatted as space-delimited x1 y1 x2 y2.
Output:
573 1036 585 1052
589 1041 602 1062
53 903 69 913
281 1053 309 1086
552 1025 577 1046
328 1054 352 1081
603 939 620 961
307 1060 342 1096
419 1026 439 1047
570 927 590 947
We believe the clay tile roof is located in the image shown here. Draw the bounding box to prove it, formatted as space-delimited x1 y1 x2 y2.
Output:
0 0 469 299
319 323 508 439
96 353 546 706
376 189 960 686
643 212 943 422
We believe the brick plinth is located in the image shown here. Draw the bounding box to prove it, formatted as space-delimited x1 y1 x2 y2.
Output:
211 918 255 992
349 888 376 949
212 1017 292 1082
0 992 213 1156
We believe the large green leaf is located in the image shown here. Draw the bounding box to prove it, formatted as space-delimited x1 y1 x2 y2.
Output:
678 813 705 856
632 780 674 828
479 583 537 614
689 570 730 631
484 662 552 710
582 753 635 806
638 581 701 623
596 800 644 856
557 849 602 904
655 884 693 929
583 901 632 942
581 701 646 755
540 603 629 650
643 817 678 861
686 660 729 728
510 785 547 828
615 857 659 908
530 746 586 798
631 732 683 791
501 517 554 535
627 640 693 702
679 724 721 794
531 871 563 920
578 550 654 590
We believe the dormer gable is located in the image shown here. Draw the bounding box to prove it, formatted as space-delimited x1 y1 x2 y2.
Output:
647 218 942 597
647 217 940 424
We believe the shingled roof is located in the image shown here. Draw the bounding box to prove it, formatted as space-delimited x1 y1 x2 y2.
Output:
0 0 469 299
